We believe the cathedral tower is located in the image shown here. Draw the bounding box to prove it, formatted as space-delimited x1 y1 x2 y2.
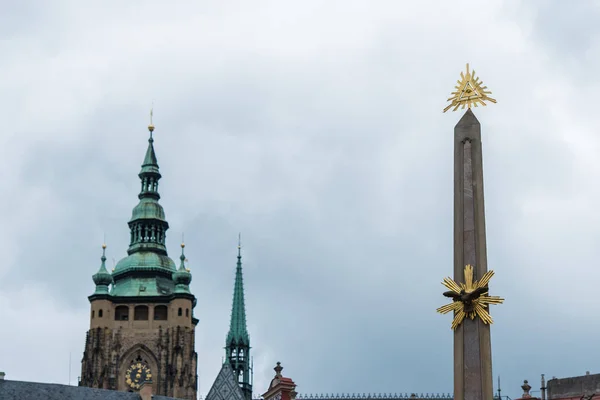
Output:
80 122 198 400
225 237 252 400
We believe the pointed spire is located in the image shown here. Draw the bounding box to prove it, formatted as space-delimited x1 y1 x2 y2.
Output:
225 233 252 400
92 243 113 294
123 119 170 257
227 233 249 346
139 121 160 185
173 236 192 293
180 239 186 269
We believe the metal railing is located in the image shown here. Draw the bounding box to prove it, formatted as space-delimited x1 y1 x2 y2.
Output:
293 394 453 400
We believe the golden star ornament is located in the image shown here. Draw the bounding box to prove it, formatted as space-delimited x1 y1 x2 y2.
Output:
437 264 504 329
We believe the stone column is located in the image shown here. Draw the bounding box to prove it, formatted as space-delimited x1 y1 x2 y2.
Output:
453 109 493 400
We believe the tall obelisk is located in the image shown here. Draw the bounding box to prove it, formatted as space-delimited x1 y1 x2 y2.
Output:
437 64 503 400
453 109 492 400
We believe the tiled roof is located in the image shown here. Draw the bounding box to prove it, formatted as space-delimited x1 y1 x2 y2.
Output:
206 363 246 400
0 379 181 400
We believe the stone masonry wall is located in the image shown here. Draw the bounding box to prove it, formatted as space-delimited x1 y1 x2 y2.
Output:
547 373 600 399
81 300 197 400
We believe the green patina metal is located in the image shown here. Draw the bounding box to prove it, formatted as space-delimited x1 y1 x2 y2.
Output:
225 235 252 400
92 245 113 295
88 125 194 300
110 275 175 297
173 244 192 294
110 128 177 297
130 198 166 221
226 239 249 345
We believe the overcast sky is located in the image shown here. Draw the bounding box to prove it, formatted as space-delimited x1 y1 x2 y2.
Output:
1 1 600 399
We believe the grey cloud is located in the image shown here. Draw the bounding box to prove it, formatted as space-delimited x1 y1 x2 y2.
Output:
2 2 600 399
527 0 600 58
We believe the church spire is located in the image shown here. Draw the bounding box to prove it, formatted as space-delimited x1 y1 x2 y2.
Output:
225 234 252 400
110 117 178 294
126 121 170 256
227 234 249 346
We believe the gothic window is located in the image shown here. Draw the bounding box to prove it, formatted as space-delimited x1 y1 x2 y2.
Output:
99 309 103 318
185 308 189 317
178 307 182 316
115 306 129 321
134 305 149 320
154 305 168 320
91 310 95 319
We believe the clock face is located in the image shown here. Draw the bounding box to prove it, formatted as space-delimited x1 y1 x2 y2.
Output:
125 362 152 390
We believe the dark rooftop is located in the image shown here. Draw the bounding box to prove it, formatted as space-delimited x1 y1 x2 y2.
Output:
0 379 181 400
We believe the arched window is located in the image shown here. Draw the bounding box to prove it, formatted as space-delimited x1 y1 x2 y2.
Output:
154 305 168 320
185 308 189 317
178 307 182 316
115 306 129 321
98 309 103 318
91 310 95 319
134 305 149 321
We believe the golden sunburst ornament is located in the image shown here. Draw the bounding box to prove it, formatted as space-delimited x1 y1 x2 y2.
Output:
443 63 497 113
437 264 504 329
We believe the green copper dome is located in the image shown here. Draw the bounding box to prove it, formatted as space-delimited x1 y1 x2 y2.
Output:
92 244 113 294
113 252 176 273
173 243 192 293
130 198 166 221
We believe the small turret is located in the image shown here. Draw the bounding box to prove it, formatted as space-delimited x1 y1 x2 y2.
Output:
92 244 112 294
173 242 192 293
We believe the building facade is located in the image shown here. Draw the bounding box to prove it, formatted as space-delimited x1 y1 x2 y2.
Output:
547 372 600 400
79 123 198 400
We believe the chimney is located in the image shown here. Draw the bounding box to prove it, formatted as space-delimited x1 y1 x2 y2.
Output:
540 374 546 400
262 362 297 400
139 380 153 400
0 372 5 381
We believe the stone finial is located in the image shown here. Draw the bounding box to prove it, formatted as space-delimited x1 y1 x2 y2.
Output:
263 362 297 400
274 362 283 377
521 380 532 398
